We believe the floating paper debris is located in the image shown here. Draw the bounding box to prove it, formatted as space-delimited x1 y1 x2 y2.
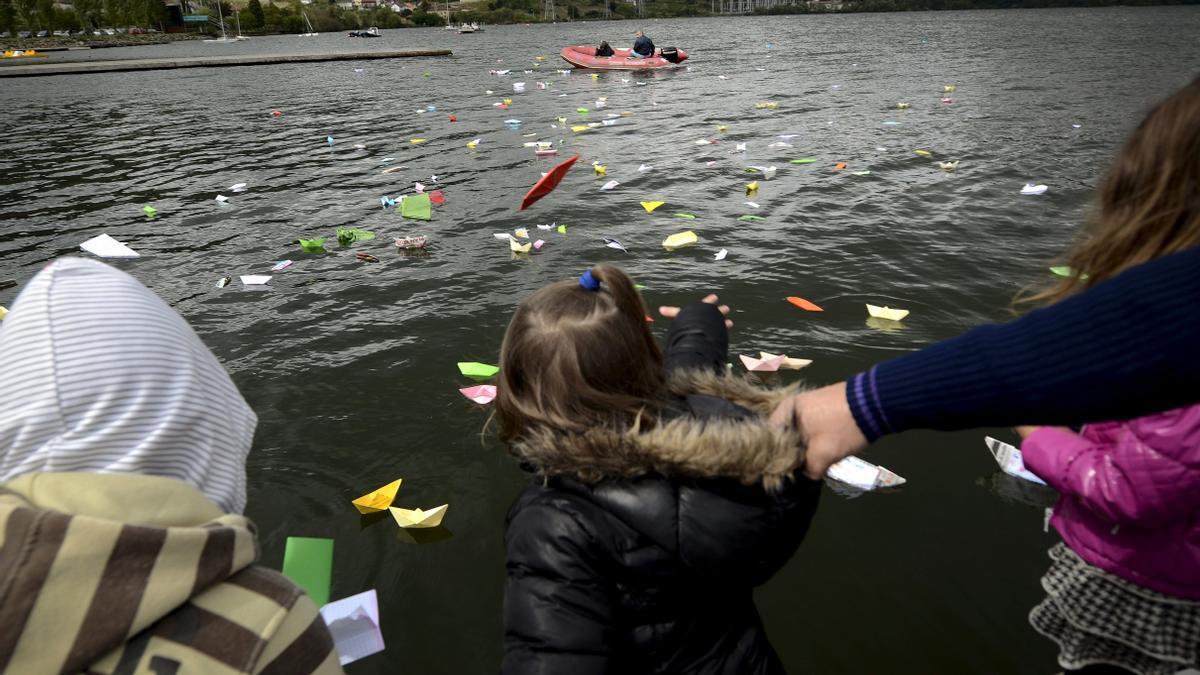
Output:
410 138 427 144
600 180 619 191
603 237 627 252
352 479 403 514
535 148 559 157
638 164 653 172
755 101 779 109
746 201 760 209
984 436 1047 485
663 231 698 249
389 504 449 529
738 215 765 222
786 296 823 312
594 164 607 177
521 154 579 210
866 304 909 321
337 228 375 246
240 275 272 286
943 84 956 92
215 276 231 288
938 161 959 171
533 239 545 250
355 252 379 263
467 138 480 149
1021 182 1048 195
320 590 385 666
510 236 532 253
230 183 247 192
914 149 931 157
826 456 906 491
674 213 696 219
714 248 728 261
739 353 785 372
896 102 911 109
557 224 567 234
271 260 294 272
736 143 747 152
746 181 758 196
430 191 445 205
768 142 793 148
834 162 847 170
458 381 496 401
790 158 817 165
327 136 335 146
299 238 326 253
80 233 139 258
458 362 499 378
395 235 428 249
849 170 872 176
142 205 158 218
401 193 432 220
758 351 811 370
641 201 664 213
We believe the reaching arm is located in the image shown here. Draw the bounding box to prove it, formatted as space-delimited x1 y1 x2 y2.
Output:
847 245 1200 440
663 302 728 374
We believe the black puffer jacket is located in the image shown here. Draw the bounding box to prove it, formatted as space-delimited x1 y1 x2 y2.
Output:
502 303 821 674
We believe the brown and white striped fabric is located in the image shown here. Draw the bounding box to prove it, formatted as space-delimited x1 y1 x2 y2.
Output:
0 472 343 675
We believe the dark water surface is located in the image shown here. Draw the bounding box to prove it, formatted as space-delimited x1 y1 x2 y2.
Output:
3 8 1199 672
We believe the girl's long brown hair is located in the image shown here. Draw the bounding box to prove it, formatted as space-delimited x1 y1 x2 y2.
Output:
1020 75 1200 307
495 264 665 443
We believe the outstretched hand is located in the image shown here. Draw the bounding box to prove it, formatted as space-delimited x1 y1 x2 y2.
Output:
768 382 869 480
658 294 734 329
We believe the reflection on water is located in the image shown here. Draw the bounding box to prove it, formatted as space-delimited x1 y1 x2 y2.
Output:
2 7 1198 674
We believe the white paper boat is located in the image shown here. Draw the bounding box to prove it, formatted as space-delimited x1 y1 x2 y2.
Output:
394 235 428 249
1021 183 1048 195
984 436 1047 485
758 351 812 370
600 180 619 191
826 456 906 491
240 275 272 286
230 183 247 192
739 353 786 372
937 161 959 171
321 590 385 666
493 232 511 240
80 233 139 258
714 249 728 261
215 194 229 203
603 237 627 253
866 304 910 321
389 504 448 529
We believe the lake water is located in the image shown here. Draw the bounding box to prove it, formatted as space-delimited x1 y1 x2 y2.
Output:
2 7 1198 672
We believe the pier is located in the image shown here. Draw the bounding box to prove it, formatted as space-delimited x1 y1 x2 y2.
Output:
0 50 452 78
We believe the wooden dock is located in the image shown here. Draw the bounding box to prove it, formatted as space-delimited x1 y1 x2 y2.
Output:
0 49 452 78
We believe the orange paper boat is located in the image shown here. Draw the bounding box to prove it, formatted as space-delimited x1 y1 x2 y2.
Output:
786 296 824 312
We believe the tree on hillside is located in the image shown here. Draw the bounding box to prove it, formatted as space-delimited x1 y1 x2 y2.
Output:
0 0 16 33
245 0 263 29
73 0 100 27
34 0 52 28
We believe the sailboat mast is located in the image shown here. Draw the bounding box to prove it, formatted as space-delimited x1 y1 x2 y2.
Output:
216 0 226 39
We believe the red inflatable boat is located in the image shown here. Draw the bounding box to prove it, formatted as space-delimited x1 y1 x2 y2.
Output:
560 45 688 70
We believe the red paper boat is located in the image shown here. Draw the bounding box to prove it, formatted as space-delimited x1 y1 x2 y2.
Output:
520 154 580 210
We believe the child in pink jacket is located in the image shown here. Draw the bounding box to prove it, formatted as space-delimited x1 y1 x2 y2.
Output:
1015 77 1200 675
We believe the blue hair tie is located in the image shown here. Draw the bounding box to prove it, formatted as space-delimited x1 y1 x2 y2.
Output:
579 269 600 291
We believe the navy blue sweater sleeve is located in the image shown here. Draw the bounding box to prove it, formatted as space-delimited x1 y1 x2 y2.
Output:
663 303 728 375
848 246 1200 440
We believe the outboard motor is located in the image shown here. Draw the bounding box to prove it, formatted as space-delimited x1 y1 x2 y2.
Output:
661 47 682 64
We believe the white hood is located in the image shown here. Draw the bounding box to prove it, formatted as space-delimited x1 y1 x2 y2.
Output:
0 257 257 513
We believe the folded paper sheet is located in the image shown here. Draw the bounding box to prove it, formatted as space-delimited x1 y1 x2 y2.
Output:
787 296 824 312
460 385 497 404
758 351 812 370
321 590 385 666
739 353 786 372
866 304 910 321
282 537 333 607
984 436 1048 485
603 237 627 252
826 456 907 491
510 237 532 253
663 231 698 249
390 504 449 528
520 154 580 210
641 201 664 213
458 362 499 378
352 479 403 514
80 233 140 258
401 193 433 220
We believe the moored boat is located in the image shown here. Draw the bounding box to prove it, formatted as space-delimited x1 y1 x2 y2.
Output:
560 45 687 70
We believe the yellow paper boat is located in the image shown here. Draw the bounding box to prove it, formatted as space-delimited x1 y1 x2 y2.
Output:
913 149 931 157
352 478 403 514
746 181 759 195
866 304 910 321
0 305 8 320
662 231 698 249
410 138 427 144
389 504 449 529
571 125 589 133
510 238 532 253
758 351 813 370
943 84 956 92
896 102 911 109
641 201 664 213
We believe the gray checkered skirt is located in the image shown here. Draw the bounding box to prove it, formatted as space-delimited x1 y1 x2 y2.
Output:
1029 543 1200 674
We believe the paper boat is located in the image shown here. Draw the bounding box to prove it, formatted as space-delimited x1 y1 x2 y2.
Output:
510 238 532 253
984 436 1047 485
938 161 959 171
458 362 499 378
1021 183 1048 195
600 180 619 191
460 384 497 404
866 304 909 321
352 478 403 514
389 504 449 529
603 237 627 253
714 249 728 261
395 235 428 250
758 351 812 370
240 275 272 286
739 353 786 372
535 148 559 156
80 233 140 258
786 296 824 312
663 231 698 249
826 456 906 491
641 201 664 213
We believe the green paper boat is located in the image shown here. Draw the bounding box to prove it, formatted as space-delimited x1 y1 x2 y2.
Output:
458 361 499 378
142 205 158 218
299 238 327 252
337 228 376 246
790 159 818 165
738 215 766 222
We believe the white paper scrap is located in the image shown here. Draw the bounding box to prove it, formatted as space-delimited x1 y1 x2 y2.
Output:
984 436 1047 485
239 275 272 286
826 456 906 491
230 183 247 192
80 233 140 258
714 248 728 261
215 194 229 203
600 180 619 191
320 589 385 666
1021 183 1048 195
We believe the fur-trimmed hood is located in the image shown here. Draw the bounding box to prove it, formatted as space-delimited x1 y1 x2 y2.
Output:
509 370 805 492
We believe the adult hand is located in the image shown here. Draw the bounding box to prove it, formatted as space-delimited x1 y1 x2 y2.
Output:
769 382 869 479
658 294 733 329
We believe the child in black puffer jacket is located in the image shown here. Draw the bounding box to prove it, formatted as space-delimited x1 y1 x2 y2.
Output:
496 265 820 674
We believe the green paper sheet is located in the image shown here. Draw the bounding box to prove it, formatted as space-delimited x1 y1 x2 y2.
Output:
401 193 432 221
337 228 376 246
673 213 696 219
458 361 499 378
790 158 817 165
738 215 766 222
282 537 333 607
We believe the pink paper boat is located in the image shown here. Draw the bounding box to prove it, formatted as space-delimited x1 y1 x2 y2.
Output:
460 385 497 405
739 354 786 372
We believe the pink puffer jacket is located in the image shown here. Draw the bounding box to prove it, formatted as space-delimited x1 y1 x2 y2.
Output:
1022 405 1200 600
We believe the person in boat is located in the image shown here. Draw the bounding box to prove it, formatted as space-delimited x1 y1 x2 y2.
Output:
595 40 614 57
631 30 655 58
